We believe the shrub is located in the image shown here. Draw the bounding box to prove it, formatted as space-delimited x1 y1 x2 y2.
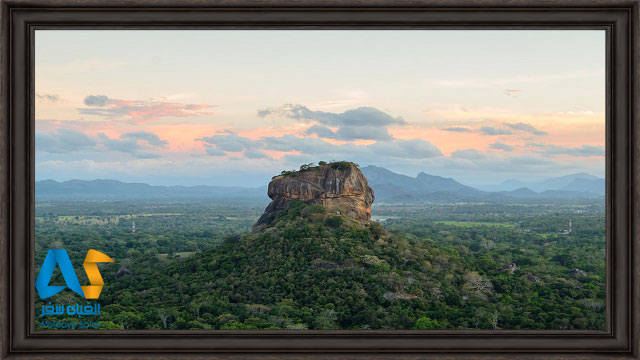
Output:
304 204 327 216
414 317 441 330
325 216 344 228
369 221 386 239
330 161 351 170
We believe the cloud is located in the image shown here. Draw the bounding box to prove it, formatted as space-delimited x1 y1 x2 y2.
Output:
451 148 486 160
198 131 259 152
259 104 405 127
132 152 162 159
266 135 442 160
368 139 442 159
98 131 168 158
305 124 393 141
205 148 226 156
120 132 169 147
441 123 546 137
36 128 168 159
197 131 441 160
261 134 336 154
479 126 513 136
442 127 473 133
504 122 547 136
531 143 605 157
504 89 521 97
84 95 109 106
78 95 214 123
36 128 97 153
198 131 278 159
258 104 334 123
442 123 546 138
36 93 63 103
490 142 515 152
304 125 337 138
336 126 393 141
259 104 405 141
244 150 269 159
504 155 554 166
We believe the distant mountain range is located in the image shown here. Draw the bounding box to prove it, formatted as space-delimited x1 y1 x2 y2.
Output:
476 173 604 193
35 179 268 200
360 165 604 203
360 166 483 202
36 166 604 202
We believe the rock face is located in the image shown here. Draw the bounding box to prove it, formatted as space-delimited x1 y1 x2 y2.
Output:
116 266 131 278
256 162 374 225
499 263 519 274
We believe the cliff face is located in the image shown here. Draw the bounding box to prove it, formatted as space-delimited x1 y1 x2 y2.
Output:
256 163 374 225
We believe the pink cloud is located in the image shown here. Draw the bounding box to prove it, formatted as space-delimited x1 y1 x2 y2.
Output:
78 95 215 123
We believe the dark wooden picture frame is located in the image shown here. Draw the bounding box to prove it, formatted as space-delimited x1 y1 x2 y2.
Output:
0 0 638 358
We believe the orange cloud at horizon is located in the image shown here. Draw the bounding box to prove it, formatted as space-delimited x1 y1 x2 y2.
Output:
262 149 301 160
234 124 308 140
36 100 605 163
392 108 604 155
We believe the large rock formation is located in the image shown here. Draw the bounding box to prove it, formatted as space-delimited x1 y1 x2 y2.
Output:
256 162 374 225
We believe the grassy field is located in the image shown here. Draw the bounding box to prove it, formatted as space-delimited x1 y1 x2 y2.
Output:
433 220 516 228
35 213 183 225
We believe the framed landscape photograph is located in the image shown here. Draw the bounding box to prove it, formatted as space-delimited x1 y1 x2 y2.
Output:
1 0 638 358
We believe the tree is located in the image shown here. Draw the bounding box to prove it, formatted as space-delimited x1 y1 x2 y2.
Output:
462 272 493 300
325 216 343 228
414 317 440 329
369 222 386 239
157 309 172 329
490 312 499 330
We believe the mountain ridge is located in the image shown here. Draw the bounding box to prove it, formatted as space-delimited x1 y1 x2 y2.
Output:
478 173 603 193
360 166 603 202
36 178 268 200
36 166 604 202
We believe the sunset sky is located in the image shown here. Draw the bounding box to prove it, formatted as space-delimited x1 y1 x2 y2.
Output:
35 30 605 187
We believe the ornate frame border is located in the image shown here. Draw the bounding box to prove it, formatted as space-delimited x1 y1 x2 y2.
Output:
0 1 637 358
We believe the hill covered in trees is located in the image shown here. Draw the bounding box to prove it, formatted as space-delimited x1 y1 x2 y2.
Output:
35 162 605 330
91 199 604 330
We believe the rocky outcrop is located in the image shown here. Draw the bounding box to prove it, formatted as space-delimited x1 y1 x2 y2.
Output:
499 263 519 274
256 162 374 225
524 272 540 283
116 266 131 278
569 268 586 277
